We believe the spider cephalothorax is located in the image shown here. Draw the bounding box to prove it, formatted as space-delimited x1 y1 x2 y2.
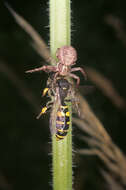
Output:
26 45 87 85
56 46 77 66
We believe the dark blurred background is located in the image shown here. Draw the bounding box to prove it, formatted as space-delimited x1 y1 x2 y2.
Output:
0 0 126 189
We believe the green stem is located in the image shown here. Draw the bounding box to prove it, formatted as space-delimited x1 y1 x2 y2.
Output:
50 0 71 58
49 0 72 190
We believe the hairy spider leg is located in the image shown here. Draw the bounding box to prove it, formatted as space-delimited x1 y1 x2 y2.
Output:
26 65 57 73
69 73 80 86
71 67 87 80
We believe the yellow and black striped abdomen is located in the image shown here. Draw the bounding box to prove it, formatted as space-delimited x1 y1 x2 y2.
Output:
56 105 70 141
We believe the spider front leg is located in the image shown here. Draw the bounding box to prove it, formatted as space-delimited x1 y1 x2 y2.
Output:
26 65 57 73
71 67 87 80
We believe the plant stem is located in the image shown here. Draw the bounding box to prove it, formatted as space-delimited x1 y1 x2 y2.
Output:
49 0 72 189
50 0 71 58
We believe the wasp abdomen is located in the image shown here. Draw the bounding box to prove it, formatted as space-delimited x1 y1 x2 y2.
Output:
56 105 70 141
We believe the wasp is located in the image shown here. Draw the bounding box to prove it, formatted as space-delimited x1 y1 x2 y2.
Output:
54 78 71 141
37 75 73 141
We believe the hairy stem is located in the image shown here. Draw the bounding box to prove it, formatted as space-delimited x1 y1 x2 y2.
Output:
50 0 71 58
49 0 72 189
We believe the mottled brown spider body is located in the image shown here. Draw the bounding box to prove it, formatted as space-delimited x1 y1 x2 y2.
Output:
56 46 77 66
26 45 87 85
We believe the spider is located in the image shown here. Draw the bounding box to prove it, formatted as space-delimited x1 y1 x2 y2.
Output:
26 45 87 85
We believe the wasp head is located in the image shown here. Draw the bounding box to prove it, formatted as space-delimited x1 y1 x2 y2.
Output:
56 78 70 101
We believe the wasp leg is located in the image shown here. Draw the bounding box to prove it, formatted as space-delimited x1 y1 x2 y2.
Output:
42 82 56 98
47 87 56 98
42 87 49 96
36 101 53 119
26 65 57 73
71 67 87 80
36 107 48 119
46 100 54 107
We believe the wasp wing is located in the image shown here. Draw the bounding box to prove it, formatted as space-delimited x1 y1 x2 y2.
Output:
49 106 57 135
49 90 61 135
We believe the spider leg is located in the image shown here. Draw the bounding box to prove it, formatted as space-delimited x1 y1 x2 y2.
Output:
26 65 57 73
69 73 80 86
71 67 87 80
53 72 59 84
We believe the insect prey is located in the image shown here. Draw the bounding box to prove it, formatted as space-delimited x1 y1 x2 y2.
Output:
38 75 72 141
